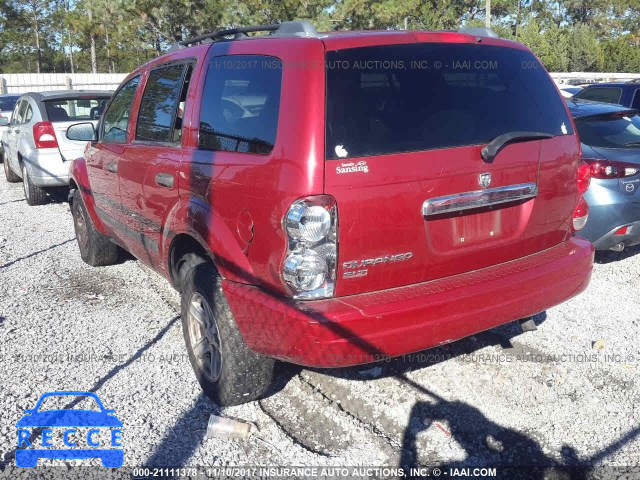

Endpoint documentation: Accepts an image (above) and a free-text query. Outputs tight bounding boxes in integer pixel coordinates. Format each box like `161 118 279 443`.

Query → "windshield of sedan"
575 112 640 148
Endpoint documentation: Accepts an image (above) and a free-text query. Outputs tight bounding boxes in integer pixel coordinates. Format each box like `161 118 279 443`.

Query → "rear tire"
22 164 47 205
181 261 274 406
71 189 120 266
3 155 20 183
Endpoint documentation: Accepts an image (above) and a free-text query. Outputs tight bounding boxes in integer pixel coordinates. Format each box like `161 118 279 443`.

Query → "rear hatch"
324 41 581 296
45 96 109 161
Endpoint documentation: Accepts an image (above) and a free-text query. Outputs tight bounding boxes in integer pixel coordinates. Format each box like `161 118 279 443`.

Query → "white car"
0 94 21 159
1 91 112 205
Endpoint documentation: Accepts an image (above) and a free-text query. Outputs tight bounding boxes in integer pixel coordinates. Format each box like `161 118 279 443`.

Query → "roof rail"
628 78 640 83
178 20 317 47
457 27 499 38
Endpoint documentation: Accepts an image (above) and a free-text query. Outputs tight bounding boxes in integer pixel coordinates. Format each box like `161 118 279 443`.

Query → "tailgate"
324 41 580 296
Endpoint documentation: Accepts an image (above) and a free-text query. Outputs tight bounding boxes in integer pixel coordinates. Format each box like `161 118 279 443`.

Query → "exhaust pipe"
610 243 625 252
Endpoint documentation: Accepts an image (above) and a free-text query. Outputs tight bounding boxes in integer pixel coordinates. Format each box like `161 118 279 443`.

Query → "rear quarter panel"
177 38 327 293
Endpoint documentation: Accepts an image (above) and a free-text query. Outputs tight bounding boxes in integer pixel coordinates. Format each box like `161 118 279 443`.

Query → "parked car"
66 21 594 406
1 90 112 205
573 80 640 109
0 94 21 160
567 99 640 251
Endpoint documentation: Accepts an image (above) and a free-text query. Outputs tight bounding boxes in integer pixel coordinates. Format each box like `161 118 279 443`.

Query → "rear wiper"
481 131 554 163
624 142 640 147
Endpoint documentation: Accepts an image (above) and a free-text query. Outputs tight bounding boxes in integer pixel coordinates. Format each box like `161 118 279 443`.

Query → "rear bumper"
223 237 594 367
582 179 640 250
592 221 640 250
23 147 69 187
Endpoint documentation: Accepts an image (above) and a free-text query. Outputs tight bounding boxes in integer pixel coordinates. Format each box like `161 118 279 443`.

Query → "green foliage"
0 0 638 73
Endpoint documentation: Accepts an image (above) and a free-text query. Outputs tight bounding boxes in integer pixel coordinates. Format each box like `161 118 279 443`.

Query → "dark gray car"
568 99 640 251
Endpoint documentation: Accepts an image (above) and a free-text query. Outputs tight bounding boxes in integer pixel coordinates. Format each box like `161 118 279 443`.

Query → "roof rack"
178 20 317 47
457 27 500 38
628 78 640 83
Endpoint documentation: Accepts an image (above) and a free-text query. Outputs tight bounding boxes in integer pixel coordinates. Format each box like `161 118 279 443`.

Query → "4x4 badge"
479 173 492 189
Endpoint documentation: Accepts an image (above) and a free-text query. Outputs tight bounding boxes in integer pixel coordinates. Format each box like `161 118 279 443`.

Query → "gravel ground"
0 175 639 478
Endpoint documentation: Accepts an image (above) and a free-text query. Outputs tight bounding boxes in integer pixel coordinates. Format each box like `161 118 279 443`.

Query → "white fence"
0 73 128 94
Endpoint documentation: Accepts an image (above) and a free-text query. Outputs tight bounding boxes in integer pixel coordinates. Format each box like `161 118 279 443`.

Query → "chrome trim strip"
422 182 538 217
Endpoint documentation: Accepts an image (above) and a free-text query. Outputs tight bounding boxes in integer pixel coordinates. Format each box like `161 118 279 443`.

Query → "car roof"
580 82 639 88
566 98 638 119
0 94 20 99
143 27 529 73
21 90 113 102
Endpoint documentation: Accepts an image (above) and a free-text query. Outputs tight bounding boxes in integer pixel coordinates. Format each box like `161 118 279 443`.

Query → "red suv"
66 21 594 406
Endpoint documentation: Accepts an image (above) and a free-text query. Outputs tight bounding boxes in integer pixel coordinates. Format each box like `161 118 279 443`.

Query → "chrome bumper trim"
422 182 538 217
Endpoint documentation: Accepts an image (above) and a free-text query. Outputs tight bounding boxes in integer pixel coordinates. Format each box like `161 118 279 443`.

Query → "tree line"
0 0 639 74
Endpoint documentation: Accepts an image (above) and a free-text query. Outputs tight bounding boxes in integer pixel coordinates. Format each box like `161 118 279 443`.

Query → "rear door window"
325 43 572 159
14 100 27 124
574 87 623 105
136 63 188 143
45 98 109 122
199 55 282 155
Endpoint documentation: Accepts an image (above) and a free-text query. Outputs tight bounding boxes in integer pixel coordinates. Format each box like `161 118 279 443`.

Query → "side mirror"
67 122 97 142
0 117 9 127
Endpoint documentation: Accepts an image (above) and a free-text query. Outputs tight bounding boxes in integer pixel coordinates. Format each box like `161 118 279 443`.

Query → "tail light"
577 162 591 193
572 196 589 232
33 122 58 149
583 158 639 179
282 195 337 299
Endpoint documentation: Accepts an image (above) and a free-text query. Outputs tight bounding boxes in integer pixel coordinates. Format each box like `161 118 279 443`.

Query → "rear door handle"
155 173 174 188
106 162 118 173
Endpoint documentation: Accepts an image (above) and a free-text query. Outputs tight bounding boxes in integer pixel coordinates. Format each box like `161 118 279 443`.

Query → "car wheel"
3 155 20 183
22 164 47 205
181 261 274 406
71 189 121 266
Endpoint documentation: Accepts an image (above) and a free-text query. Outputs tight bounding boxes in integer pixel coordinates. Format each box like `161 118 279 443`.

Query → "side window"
632 89 640 110
101 76 140 144
136 63 189 143
575 87 623 105
23 104 33 123
199 55 282 154
13 101 26 124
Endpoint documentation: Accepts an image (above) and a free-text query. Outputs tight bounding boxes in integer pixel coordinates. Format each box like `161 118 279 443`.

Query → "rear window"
574 87 623 105
0 97 18 112
325 43 573 160
575 112 640 148
45 97 110 122
199 55 282 155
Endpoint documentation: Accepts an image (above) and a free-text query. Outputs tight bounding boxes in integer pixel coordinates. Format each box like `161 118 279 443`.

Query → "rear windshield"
45 97 110 122
574 87 623 105
0 97 19 111
576 112 640 148
325 43 573 160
